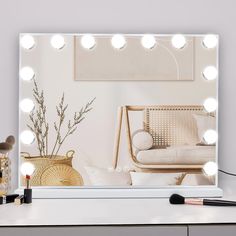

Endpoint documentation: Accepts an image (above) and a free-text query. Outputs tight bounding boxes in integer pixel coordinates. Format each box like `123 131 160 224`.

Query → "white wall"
0 0 235 192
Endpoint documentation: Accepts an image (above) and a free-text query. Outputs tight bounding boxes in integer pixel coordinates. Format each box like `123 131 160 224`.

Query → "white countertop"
0 198 236 226
0 177 235 226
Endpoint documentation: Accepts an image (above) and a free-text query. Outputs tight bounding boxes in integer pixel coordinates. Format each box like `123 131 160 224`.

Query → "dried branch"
27 79 95 158
50 93 68 157
54 97 95 156
32 79 49 156
27 80 49 157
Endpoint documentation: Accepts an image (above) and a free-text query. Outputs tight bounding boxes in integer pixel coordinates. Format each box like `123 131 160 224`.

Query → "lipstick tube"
24 174 32 204
24 189 32 204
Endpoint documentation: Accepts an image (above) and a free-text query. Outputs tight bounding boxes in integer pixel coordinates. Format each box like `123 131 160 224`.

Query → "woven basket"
20 150 75 186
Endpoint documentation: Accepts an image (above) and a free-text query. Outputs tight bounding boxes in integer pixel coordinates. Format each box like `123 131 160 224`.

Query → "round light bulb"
203 161 218 176
20 98 35 113
20 67 35 81
203 129 217 145
202 66 218 80
20 34 35 50
141 35 156 49
50 35 65 49
204 98 218 113
111 34 126 50
171 34 186 49
80 35 96 50
202 35 218 49
20 130 35 145
20 162 35 176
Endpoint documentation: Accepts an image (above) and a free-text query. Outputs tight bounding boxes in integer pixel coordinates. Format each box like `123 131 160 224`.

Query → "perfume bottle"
0 157 11 195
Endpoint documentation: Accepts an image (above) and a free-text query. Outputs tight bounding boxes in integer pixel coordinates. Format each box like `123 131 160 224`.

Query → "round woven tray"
21 150 75 186
40 164 84 186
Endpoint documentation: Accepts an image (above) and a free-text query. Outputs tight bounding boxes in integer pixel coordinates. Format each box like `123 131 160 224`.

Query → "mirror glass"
19 34 218 188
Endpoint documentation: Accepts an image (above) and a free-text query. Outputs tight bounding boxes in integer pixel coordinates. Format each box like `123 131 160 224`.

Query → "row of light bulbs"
21 34 218 50
20 65 218 82
20 33 219 177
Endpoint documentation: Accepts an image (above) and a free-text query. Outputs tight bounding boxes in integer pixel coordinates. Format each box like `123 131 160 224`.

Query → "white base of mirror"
15 186 223 198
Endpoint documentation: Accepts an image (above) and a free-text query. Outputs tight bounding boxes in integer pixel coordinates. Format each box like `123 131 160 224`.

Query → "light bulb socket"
24 188 32 204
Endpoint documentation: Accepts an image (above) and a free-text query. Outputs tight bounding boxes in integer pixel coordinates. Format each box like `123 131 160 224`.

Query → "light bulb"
50 35 65 49
203 129 217 144
171 34 186 49
203 161 218 176
20 34 35 50
20 130 35 145
204 98 217 113
202 66 218 80
20 162 35 176
20 67 35 81
111 34 126 49
141 35 156 49
202 35 218 49
81 35 96 49
20 98 35 113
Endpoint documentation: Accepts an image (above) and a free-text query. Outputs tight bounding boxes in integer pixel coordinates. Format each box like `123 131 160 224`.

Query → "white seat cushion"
136 145 215 164
130 172 185 186
84 166 131 186
181 174 214 185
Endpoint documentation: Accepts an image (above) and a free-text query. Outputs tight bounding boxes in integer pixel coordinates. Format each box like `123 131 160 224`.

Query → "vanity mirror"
17 34 222 198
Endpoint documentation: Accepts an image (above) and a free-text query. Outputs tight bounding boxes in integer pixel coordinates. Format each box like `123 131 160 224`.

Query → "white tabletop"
0 198 236 226
0 177 236 226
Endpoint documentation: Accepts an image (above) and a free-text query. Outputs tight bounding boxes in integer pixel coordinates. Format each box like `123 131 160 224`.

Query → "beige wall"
20 34 217 184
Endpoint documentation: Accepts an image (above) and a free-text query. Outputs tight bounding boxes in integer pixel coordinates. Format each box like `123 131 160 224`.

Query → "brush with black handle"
0 135 15 157
169 194 236 206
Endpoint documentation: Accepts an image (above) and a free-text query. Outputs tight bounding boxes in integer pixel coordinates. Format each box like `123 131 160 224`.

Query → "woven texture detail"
40 164 83 186
144 105 206 148
21 155 73 186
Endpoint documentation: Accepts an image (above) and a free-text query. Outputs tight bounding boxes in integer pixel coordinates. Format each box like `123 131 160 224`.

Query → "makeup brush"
169 194 236 206
0 136 14 158
0 142 13 155
5 135 15 146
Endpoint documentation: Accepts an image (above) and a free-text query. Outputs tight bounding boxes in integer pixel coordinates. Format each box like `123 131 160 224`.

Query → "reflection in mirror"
75 35 196 81
19 34 218 190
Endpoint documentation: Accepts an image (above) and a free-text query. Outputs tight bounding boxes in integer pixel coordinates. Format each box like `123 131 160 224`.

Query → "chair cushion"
136 145 215 165
130 172 185 186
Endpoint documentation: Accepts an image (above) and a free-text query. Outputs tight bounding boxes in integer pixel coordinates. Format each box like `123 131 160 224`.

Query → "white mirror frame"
16 33 222 198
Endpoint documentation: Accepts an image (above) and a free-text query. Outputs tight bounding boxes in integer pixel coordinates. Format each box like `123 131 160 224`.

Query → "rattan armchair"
113 105 212 172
